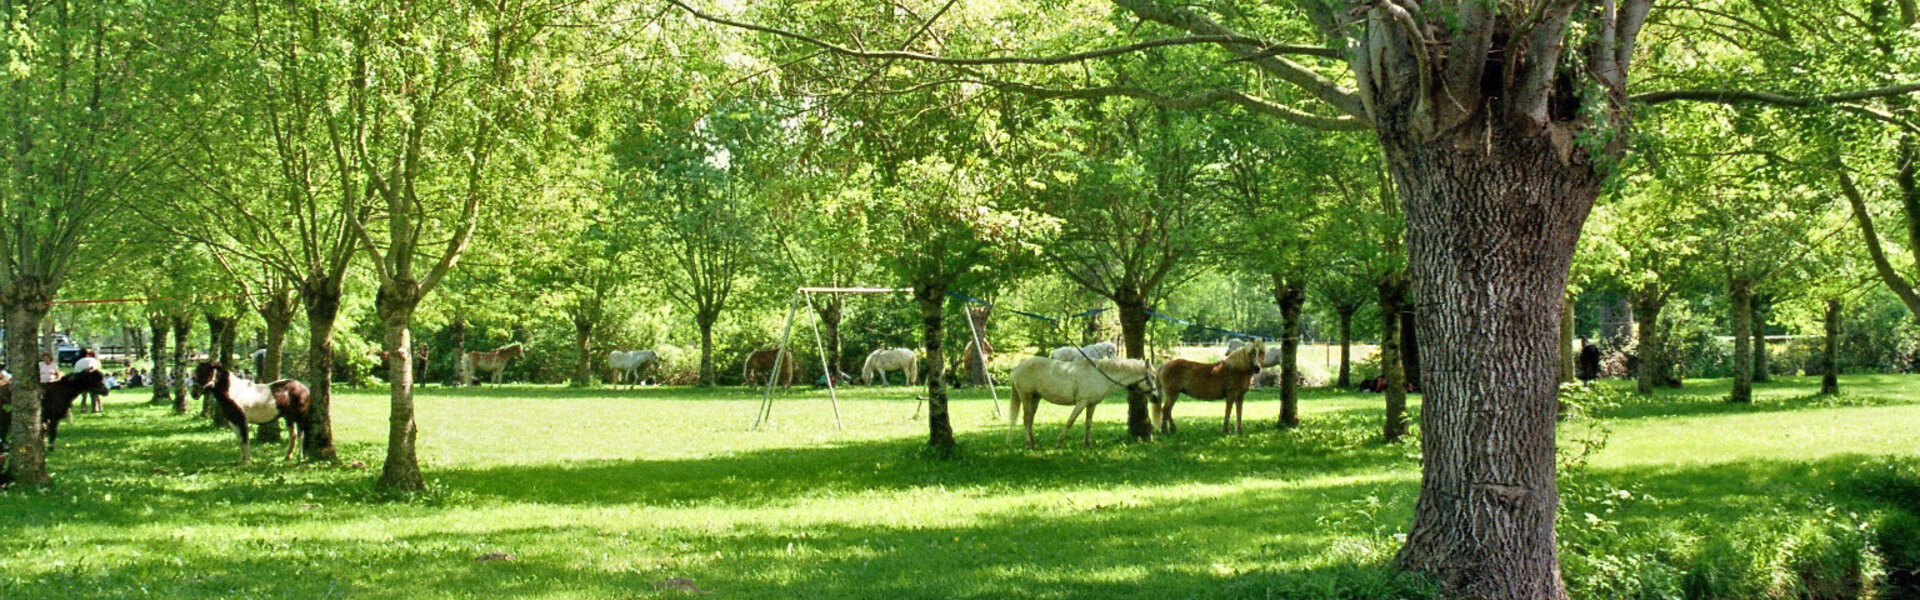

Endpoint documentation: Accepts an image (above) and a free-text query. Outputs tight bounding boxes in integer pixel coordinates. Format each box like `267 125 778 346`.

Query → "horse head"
194 362 229 396
1228 341 1267 370
501 343 525 359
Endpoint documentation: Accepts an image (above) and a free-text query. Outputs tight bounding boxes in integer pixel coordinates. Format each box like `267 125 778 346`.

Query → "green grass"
1 375 1916 599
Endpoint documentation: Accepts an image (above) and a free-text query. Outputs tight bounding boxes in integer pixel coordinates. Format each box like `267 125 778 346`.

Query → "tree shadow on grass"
439 416 1419 507
5 475 1433 600
1596 387 1915 422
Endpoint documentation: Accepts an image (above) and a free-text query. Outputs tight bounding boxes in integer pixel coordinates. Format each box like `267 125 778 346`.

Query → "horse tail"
861 352 876 385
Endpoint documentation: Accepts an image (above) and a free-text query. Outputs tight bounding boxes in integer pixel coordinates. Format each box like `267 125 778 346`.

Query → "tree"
1 0 162 486
613 97 769 387
1585 175 1707 394
326 0 581 492
1030 105 1215 439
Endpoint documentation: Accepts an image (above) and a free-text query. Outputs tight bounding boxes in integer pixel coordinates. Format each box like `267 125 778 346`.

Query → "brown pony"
742 348 798 388
459 343 524 386
1156 340 1267 434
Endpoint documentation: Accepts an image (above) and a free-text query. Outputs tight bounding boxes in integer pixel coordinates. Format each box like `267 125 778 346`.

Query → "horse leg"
1023 396 1041 449
1056 404 1085 448
1223 399 1234 434
44 419 58 452
235 420 253 464
1082 402 1095 447
1233 393 1246 435
283 417 300 462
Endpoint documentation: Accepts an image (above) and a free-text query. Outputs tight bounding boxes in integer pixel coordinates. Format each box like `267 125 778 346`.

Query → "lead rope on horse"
1073 345 1159 401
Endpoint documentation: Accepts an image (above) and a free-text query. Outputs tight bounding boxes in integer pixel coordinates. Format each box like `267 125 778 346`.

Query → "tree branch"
664 0 1328 65
1633 82 1920 105
990 81 1368 131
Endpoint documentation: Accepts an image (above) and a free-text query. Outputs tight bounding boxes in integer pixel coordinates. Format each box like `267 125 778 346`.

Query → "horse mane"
1223 342 1264 371
1090 358 1150 377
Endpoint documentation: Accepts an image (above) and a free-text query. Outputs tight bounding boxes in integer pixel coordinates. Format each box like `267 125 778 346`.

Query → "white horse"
607 350 657 386
1226 338 1247 356
1048 341 1117 362
1008 356 1156 448
861 348 917 385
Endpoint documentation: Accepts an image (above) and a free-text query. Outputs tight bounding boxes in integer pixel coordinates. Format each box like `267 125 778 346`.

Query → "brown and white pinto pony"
1156 340 1267 434
742 348 797 388
0 370 109 452
459 343 523 386
194 362 312 463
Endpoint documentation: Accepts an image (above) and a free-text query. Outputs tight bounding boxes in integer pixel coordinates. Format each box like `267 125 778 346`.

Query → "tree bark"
817 300 843 379
571 316 595 388
1114 286 1154 442
1631 295 1665 395
1400 296 1421 390
1272 274 1304 428
1750 293 1771 383
1822 299 1840 395
1336 306 1355 389
148 315 171 405
170 316 191 414
915 282 956 456
965 305 991 387
375 283 424 492
1730 279 1754 404
1390 133 1600 600
695 311 717 386
1378 274 1408 442
254 307 290 444
299 282 342 461
1559 297 1576 383
4 290 53 487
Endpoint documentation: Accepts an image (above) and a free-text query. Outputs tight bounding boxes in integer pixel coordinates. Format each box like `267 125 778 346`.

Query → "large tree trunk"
448 315 467 385
965 305 991 387
915 282 956 456
1114 286 1154 441
1390 135 1600 600
253 304 292 444
571 316 594 388
1272 275 1304 428
375 284 424 492
1631 295 1665 395
299 283 342 461
1822 299 1840 395
817 299 843 379
695 311 717 386
148 315 171 405
203 313 236 426
1336 306 1355 389
171 316 191 414
1751 293 1771 383
1378 274 1408 442
4 292 53 486
1730 279 1754 404
1559 297 1576 383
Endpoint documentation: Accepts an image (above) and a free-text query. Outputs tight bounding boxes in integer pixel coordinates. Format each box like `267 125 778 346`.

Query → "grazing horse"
607 350 658 386
861 348 917 385
194 362 311 463
1157 340 1267 434
0 370 108 452
1007 356 1157 448
459 343 524 386
741 348 798 388
1048 341 1117 362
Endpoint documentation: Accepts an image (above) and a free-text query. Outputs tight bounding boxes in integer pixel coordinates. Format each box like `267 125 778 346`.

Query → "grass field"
2 375 1917 599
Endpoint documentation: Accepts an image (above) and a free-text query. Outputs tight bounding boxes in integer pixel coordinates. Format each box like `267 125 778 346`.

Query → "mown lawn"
1 375 1916 599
